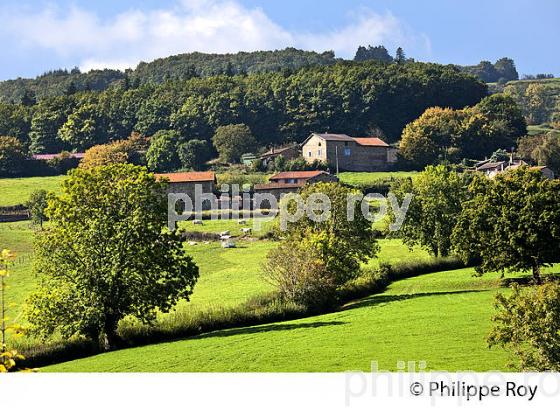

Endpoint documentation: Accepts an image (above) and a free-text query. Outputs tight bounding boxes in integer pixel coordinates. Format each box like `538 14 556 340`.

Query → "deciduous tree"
26 164 199 350
452 168 560 284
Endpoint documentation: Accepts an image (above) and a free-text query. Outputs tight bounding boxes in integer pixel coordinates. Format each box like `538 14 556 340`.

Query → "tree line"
0 60 488 175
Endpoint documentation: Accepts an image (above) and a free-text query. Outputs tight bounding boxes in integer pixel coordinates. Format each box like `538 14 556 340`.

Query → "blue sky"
0 0 558 80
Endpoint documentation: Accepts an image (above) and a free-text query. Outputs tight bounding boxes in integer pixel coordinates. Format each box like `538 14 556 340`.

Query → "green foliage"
26 190 49 228
178 139 211 170
354 45 393 63
502 78 560 126
452 168 560 283
390 165 468 257
274 182 379 294
212 124 257 163
460 58 519 83
0 60 487 161
0 136 28 176
263 241 335 310
26 164 199 349
399 94 526 166
488 282 560 371
146 130 182 171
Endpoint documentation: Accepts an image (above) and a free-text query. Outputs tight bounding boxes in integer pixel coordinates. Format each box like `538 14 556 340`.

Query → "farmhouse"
155 171 217 207
475 159 555 179
259 144 300 167
301 133 397 172
254 170 339 201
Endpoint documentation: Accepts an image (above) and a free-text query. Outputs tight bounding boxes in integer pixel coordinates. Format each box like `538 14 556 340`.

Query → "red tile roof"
269 170 327 181
155 171 216 183
353 137 389 147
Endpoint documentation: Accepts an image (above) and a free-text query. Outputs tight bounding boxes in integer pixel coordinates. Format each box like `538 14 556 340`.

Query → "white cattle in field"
192 219 203 225
187 241 198 246
238 220 247 225
221 240 236 248
240 228 252 235
219 234 232 241
219 230 230 236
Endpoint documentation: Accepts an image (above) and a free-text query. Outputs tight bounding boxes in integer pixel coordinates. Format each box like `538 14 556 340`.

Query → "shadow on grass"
343 289 486 311
193 321 347 340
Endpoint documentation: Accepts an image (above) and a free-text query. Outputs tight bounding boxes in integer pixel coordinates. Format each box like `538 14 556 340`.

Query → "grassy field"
45 267 526 372
0 175 65 207
527 124 560 137
3 217 542 372
0 217 429 352
338 172 418 187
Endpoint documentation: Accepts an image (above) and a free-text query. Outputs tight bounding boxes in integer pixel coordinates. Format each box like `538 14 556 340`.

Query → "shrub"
488 281 560 371
263 242 336 310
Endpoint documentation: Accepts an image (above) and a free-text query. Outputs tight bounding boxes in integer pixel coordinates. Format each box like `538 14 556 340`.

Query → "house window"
308 151 312 157
344 141 349 146
288 178 296 184
318 149 322 156
344 148 351 156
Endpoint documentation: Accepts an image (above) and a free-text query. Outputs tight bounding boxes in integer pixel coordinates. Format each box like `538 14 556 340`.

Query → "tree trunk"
101 314 121 351
532 261 543 285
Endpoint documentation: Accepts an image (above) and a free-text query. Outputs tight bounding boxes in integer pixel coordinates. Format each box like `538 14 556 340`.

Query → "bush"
488 281 560 371
263 242 337 310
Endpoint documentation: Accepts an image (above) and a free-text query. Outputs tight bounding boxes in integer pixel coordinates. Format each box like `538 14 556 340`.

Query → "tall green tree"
26 164 199 349
178 139 211 170
212 123 256 163
146 130 182 171
452 168 560 284
390 165 469 257
0 136 28 176
26 189 49 228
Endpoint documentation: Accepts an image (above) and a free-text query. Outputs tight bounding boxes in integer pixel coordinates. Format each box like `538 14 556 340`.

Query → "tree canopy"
452 167 560 284
399 94 526 167
26 164 199 349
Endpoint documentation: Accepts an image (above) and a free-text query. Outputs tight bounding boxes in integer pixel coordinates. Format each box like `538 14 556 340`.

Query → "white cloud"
1 1 431 72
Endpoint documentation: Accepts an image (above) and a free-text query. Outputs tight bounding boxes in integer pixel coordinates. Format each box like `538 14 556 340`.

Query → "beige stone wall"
302 137 394 172
303 135 328 163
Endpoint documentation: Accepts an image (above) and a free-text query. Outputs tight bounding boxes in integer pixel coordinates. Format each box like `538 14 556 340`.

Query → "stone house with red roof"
155 171 217 209
301 133 397 172
254 170 338 203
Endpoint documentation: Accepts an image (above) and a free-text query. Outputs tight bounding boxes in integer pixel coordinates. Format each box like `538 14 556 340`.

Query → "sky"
0 0 558 80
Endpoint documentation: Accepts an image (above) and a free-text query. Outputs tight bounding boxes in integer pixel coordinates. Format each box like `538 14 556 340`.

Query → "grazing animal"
238 220 247 225
187 241 198 246
241 228 252 234
219 234 232 241
221 240 236 248
219 230 230 236
193 219 203 225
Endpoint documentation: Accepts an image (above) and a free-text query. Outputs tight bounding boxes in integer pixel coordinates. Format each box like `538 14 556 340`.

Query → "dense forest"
0 60 487 158
0 47 517 105
0 48 337 103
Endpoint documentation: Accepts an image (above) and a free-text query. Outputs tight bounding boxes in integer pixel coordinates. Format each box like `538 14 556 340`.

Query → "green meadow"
45 267 521 372
0 175 65 207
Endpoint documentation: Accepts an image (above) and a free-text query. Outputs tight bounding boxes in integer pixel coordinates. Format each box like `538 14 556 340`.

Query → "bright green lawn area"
0 216 428 352
0 175 65 207
338 172 418 187
178 217 275 237
0 221 36 326
45 267 528 372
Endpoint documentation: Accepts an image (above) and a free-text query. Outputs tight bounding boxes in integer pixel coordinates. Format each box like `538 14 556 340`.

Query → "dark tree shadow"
193 321 347 340
343 289 486 311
